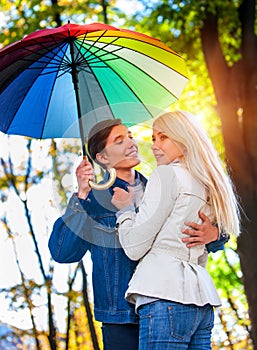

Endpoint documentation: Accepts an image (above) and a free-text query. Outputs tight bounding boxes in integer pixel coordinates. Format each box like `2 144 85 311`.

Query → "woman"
112 110 240 349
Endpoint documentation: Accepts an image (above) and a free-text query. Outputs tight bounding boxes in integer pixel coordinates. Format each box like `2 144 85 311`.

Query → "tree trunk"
201 8 257 348
51 0 62 27
101 0 108 24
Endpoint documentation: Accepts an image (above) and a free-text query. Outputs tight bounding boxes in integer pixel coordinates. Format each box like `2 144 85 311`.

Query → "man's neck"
114 168 136 185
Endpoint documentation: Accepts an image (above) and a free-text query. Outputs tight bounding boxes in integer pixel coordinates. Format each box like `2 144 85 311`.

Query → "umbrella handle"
89 167 116 190
83 156 116 190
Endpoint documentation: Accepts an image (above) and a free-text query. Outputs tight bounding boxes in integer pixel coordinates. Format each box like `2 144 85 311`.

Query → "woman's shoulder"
149 163 188 182
152 163 179 178
153 162 188 178
148 164 180 192
169 163 205 193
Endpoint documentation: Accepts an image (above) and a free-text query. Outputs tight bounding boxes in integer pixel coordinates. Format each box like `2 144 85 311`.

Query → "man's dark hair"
87 119 122 164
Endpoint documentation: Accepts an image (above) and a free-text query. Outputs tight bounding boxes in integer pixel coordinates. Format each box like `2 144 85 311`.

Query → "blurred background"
0 0 256 349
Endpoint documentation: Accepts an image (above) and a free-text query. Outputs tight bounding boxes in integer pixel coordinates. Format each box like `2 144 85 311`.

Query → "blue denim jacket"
48 171 229 324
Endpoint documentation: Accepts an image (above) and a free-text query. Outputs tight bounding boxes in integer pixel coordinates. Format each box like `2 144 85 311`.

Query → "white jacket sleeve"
116 165 179 260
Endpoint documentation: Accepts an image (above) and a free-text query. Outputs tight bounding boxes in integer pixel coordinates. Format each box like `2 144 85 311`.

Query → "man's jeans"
102 323 139 350
138 300 214 350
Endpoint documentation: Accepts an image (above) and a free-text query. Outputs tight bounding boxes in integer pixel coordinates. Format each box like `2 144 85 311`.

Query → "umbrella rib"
2 68 53 134
36 36 74 138
42 36 77 69
75 33 123 66
81 48 122 66
3 41 68 136
100 39 187 99
85 35 188 80
88 31 183 58
85 64 116 119
23 33 120 73
38 64 62 139
63 27 98 66
21 41 67 65
73 31 90 64
76 35 187 83
76 33 180 103
20 38 79 75
83 42 180 100
86 56 156 119
70 30 107 67
20 58 65 75
0 25 187 140
71 31 152 110
18 48 70 78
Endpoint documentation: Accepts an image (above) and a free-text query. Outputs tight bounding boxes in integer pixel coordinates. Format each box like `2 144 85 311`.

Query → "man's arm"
48 194 91 263
49 158 95 263
182 211 230 253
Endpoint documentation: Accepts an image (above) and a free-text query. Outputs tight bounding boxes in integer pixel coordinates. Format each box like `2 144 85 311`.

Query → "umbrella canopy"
0 22 188 142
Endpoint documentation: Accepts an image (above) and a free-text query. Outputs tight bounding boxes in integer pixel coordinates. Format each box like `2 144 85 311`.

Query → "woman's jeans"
101 323 139 350
138 300 214 350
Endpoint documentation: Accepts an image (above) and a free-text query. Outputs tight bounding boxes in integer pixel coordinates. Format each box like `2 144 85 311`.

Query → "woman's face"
151 127 183 166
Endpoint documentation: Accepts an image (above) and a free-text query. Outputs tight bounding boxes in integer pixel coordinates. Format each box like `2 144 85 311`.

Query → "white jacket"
116 162 221 307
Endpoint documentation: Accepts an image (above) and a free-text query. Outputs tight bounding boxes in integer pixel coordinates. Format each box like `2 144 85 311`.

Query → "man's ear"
95 152 110 167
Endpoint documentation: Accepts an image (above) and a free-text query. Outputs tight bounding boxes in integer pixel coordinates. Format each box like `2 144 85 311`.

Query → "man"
48 119 229 350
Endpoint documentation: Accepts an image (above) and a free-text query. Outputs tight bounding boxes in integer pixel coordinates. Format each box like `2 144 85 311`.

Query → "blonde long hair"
153 110 240 236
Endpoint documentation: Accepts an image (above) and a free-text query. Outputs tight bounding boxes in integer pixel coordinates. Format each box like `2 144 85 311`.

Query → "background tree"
0 137 103 349
0 0 116 47
0 1 117 348
126 0 257 347
0 0 255 348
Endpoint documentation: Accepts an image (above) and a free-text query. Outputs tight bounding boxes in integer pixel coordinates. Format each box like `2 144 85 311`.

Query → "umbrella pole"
69 41 116 190
69 40 87 156
71 54 86 156
72 74 87 156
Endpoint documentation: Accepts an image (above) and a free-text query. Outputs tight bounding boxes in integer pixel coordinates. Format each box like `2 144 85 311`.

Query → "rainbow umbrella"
0 22 188 148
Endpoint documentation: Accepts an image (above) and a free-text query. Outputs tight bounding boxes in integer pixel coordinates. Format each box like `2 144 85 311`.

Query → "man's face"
101 124 140 170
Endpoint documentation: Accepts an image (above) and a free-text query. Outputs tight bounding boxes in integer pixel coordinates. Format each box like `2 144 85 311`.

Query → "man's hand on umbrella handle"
80 156 116 191
76 158 95 199
181 211 219 248
89 168 116 190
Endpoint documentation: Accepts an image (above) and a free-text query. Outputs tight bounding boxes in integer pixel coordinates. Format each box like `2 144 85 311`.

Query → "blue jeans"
101 323 139 350
138 300 214 350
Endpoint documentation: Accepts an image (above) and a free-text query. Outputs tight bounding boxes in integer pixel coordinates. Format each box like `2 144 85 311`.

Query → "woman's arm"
115 166 178 261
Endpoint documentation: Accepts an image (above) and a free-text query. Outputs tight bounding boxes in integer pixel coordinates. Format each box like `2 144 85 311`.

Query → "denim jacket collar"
86 170 147 216
105 170 147 195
